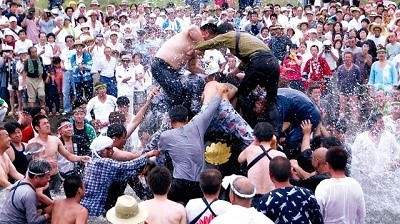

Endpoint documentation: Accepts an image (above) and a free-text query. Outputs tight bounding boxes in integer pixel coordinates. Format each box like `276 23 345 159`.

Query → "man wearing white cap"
306 28 323 53
81 135 158 217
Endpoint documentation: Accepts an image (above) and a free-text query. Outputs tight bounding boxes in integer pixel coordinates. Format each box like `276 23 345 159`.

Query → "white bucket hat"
106 195 148 224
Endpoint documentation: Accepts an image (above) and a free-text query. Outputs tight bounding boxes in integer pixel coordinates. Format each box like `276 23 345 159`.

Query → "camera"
46 12 52 17
324 45 331 51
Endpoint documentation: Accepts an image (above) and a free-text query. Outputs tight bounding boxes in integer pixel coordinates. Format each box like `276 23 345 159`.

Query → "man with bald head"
258 156 323 223
210 176 274 224
290 147 330 193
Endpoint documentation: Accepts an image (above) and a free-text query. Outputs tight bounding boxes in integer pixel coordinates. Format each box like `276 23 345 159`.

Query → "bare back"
51 200 88 224
243 145 286 194
141 199 186 224
155 26 203 69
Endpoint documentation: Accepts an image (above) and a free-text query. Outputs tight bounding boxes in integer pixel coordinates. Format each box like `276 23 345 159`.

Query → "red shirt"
282 55 302 81
303 56 332 81
21 125 34 143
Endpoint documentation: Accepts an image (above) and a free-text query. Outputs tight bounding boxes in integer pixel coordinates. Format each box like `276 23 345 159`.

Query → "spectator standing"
23 46 45 107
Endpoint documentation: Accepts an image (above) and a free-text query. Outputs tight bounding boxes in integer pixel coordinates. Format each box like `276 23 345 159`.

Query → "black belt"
175 178 199 187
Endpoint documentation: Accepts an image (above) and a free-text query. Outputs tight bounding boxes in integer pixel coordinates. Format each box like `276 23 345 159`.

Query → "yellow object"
205 142 231 165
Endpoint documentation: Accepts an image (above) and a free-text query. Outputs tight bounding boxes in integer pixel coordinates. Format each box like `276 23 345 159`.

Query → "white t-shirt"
315 177 366 224
186 198 232 224
210 205 274 224
203 49 226 75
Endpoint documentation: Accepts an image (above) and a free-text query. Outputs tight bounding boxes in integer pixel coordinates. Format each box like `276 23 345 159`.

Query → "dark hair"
147 166 172 195
28 46 36 55
38 32 46 38
18 29 26 35
4 121 23 134
65 6 74 13
310 45 319 51
307 84 321 95
261 26 269 32
52 56 61 65
326 146 348 171
46 33 56 40
322 137 342 148
30 106 42 117
169 106 188 123
65 35 75 42
72 98 87 110
366 112 383 129
108 111 126 124
106 123 127 138
57 118 70 129
200 169 222 195
269 156 291 182
116 96 130 106
217 22 234 35
64 175 83 198
32 115 48 133
270 13 277 19
200 23 218 35
253 122 274 142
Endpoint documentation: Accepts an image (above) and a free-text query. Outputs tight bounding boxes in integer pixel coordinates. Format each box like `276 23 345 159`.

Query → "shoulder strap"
189 198 218 224
10 180 35 214
235 30 241 57
247 146 272 170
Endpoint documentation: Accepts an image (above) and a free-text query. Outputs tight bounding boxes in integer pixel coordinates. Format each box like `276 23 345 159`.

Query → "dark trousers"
238 51 280 129
151 57 185 105
75 80 93 100
168 178 202 205
45 85 60 112
99 76 117 98
104 181 127 213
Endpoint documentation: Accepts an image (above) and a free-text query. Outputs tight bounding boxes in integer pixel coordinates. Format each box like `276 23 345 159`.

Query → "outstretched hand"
301 119 312 135
147 86 160 101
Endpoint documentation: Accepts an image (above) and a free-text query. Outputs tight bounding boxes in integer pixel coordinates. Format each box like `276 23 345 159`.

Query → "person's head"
0 127 10 151
326 146 348 172
94 82 107 96
229 176 256 206
269 156 291 183
57 118 73 138
348 36 356 47
217 22 234 35
253 122 274 143
28 46 37 58
4 122 23 144
25 142 45 162
200 23 218 40
27 159 51 188
65 35 75 48
109 111 126 124
343 51 353 65
18 29 26 40
200 169 222 196
308 85 322 101
116 95 129 111
310 45 319 57
32 115 50 134
90 136 114 158
311 147 328 170
107 123 127 149
376 48 387 61
367 112 384 132
169 106 188 124
390 102 400 119
38 32 46 43
64 175 85 198
147 166 172 195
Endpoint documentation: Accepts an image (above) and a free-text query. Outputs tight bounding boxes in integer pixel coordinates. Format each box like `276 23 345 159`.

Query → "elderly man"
210 176 274 224
0 159 51 223
24 46 45 107
81 136 158 217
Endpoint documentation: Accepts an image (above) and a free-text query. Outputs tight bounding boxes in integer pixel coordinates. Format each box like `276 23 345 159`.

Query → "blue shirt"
258 186 323 224
81 155 147 216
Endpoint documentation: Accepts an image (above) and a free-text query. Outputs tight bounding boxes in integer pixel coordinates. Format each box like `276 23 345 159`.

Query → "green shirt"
194 31 270 70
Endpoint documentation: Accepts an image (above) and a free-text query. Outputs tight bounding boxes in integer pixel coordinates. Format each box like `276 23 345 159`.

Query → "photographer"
0 45 17 112
320 40 339 72
71 40 93 100
38 9 55 34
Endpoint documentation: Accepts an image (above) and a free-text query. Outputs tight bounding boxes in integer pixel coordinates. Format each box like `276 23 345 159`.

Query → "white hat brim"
106 203 148 224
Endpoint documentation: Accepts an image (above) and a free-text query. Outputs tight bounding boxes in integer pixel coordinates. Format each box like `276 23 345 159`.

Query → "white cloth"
210 205 274 224
98 57 117 78
85 95 118 133
315 177 366 224
34 43 53 65
60 48 76 70
186 198 232 224
203 49 226 75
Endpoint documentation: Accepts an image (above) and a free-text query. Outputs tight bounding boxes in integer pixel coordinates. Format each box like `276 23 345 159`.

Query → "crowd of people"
0 0 399 223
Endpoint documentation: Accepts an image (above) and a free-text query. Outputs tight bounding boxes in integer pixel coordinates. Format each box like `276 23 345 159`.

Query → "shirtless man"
151 24 215 105
238 122 286 208
51 175 88 224
28 115 90 192
0 127 24 188
140 166 186 224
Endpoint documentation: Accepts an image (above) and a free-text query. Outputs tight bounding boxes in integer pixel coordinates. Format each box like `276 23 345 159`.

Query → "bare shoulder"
270 149 287 158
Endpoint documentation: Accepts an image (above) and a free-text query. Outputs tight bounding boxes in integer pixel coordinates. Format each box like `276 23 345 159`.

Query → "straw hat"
73 40 85 47
106 195 148 224
369 23 385 32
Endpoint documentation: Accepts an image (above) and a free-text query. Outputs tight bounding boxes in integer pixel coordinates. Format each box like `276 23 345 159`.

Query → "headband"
23 147 44 156
94 83 107 91
57 122 72 130
230 177 256 199
27 168 50 176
